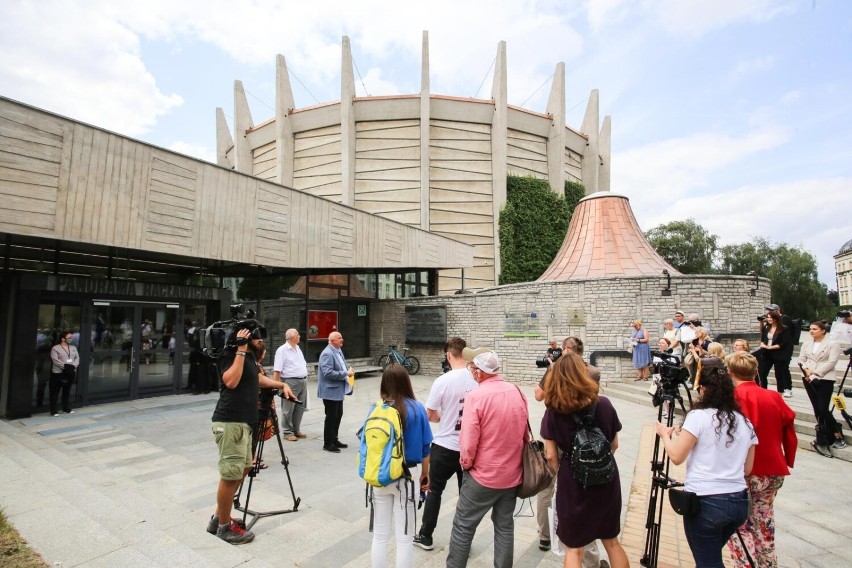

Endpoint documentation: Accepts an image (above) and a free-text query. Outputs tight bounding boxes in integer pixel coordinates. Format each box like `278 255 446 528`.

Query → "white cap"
462 346 500 374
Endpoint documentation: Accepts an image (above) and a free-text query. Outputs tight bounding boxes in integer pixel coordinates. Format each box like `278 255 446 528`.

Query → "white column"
233 80 254 175
546 62 566 195
490 40 508 285
215 107 234 169
580 89 599 194
275 54 296 187
599 115 611 192
420 30 431 230
340 35 356 206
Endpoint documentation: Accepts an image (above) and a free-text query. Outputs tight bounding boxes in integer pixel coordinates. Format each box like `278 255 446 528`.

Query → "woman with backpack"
370 364 432 568
655 357 757 567
541 353 628 568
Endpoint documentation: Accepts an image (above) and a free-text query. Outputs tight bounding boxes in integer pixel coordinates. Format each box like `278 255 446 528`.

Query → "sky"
1 0 850 288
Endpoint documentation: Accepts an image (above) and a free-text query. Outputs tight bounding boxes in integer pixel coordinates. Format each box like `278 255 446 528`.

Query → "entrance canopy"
0 97 473 273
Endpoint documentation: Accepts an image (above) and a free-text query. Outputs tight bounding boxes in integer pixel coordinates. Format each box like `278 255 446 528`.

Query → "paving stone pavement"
0 372 849 567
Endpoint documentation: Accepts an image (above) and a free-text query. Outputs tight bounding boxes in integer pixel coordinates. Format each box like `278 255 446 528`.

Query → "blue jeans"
684 490 749 568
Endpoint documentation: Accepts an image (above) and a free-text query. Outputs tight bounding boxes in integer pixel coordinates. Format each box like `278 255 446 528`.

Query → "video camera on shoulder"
201 304 267 358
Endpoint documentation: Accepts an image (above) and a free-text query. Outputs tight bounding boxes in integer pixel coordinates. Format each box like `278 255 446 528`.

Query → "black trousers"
420 442 463 538
49 372 72 414
803 378 840 446
322 399 344 447
757 354 793 391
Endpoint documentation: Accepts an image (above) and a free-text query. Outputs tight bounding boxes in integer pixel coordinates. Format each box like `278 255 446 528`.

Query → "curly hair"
543 352 598 414
380 363 416 428
694 358 745 446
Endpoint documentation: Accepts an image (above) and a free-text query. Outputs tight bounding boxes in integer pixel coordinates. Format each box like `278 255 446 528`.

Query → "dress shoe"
284 434 298 442
323 445 341 453
335 440 349 449
295 432 307 439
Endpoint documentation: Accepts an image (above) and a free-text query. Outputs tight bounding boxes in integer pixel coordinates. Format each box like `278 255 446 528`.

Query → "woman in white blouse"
797 320 844 456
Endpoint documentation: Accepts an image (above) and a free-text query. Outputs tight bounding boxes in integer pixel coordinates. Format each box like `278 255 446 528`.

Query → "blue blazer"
317 344 348 401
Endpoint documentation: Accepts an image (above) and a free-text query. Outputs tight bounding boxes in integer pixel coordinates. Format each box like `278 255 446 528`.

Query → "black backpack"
569 402 617 488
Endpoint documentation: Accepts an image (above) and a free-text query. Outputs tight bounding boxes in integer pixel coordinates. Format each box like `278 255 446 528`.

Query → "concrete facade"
218 33 612 294
369 274 771 384
836 237 852 305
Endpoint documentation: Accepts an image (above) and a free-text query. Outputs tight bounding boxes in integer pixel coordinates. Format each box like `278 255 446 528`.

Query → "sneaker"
783 390 793 398
600 561 611 568
538 538 551 551
414 533 434 550
832 439 848 450
50 413 59 417
206 515 247 535
216 520 255 544
811 440 833 458
64 410 75 414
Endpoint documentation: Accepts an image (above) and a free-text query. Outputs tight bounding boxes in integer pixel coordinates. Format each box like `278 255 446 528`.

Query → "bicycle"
378 345 420 375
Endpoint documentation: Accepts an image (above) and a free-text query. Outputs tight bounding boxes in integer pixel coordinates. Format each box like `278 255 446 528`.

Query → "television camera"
201 304 267 358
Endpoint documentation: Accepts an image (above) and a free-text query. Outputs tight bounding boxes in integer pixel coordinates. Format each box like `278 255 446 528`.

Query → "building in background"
836 238 852 306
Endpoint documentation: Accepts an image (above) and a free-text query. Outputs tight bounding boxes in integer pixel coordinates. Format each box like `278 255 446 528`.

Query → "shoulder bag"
515 386 555 498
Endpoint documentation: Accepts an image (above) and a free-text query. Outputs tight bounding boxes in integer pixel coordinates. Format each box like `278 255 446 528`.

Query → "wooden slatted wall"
253 141 277 181
565 148 583 184
429 119 494 294
293 124 342 201
354 120 420 226
506 129 548 179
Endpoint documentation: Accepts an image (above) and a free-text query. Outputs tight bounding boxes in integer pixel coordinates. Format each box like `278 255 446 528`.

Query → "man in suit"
316 331 353 453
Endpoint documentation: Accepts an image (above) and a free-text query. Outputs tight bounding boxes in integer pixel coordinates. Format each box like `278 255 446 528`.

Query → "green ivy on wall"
498 176 585 285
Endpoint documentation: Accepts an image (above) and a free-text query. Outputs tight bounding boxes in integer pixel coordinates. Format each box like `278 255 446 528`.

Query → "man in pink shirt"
446 347 529 568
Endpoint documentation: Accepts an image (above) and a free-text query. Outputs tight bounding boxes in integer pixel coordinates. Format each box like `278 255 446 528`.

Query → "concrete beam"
215 107 233 169
580 89 599 194
275 54 296 187
420 30 431 231
340 36 356 206
233 80 254 174
546 62 566 195
490 40 508 286
599 115 611 192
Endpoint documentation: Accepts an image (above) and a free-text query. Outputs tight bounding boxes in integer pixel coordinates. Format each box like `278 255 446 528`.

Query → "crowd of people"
203 306 849 566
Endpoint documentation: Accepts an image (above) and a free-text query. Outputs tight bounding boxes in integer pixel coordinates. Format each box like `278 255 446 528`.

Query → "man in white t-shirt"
273 329 309 441
413 337 477 551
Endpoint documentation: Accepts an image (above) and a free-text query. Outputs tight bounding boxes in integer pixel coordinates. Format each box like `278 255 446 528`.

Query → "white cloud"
167 141 216 163
730 55 775 81
0 1 182 136
650 0 795 37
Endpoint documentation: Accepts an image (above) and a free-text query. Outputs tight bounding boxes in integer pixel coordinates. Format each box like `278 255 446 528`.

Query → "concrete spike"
491 40 508 285
275 54 295 186
215 107 233 169
341 35 355 206
599 115 612 193
546 62 566 195
420 30 431 230
580 89 599 194
233 80 254 174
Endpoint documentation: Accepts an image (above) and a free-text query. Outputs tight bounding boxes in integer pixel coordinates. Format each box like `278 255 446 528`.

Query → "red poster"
307 310 338 340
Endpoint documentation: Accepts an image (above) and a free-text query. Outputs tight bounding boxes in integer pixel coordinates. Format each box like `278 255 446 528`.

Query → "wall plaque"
405 306 447 344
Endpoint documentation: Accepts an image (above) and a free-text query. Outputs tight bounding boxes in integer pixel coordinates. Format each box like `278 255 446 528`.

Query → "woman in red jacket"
724 351 797 567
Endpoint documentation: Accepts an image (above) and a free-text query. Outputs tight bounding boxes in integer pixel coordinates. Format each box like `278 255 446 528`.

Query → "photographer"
208 327 294 545
545 339 563 366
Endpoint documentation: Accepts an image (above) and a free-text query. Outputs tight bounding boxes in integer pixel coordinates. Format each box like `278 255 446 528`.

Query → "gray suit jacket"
317 344 348 401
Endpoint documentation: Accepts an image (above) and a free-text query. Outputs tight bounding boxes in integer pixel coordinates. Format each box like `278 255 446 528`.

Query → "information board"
405 306 447 344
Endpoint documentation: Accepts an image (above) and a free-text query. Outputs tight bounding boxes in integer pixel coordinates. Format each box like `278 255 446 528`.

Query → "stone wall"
369 274 771 384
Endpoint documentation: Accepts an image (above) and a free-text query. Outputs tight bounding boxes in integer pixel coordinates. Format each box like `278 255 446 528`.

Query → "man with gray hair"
273 328 308 441
446 347 528 568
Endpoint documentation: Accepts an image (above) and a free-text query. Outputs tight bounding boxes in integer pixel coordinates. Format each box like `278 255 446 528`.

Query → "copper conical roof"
537 193 680 281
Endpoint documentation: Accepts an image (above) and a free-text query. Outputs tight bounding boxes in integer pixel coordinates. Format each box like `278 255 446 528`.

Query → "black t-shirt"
211 351 259 426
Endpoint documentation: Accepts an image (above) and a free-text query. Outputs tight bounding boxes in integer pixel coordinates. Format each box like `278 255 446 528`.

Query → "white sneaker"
783 390 793 398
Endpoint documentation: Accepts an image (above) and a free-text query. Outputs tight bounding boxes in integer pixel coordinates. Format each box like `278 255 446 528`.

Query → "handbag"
668 487 699 515
61 363 77 384
518 421 555 498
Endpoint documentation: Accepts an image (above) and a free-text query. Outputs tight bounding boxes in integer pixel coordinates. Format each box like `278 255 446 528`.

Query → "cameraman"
544 339 563 366
208 327 294 545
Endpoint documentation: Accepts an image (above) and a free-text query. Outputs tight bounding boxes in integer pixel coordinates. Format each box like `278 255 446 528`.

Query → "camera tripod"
233 392 301 530
640 380 691 568
829 351 852 432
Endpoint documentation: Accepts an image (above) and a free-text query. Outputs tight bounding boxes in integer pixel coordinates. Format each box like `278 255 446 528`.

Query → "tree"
717 238 833 321
644 219 718 274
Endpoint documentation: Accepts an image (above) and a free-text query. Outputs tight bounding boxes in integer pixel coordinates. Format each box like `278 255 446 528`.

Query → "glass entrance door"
87 303 180 402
